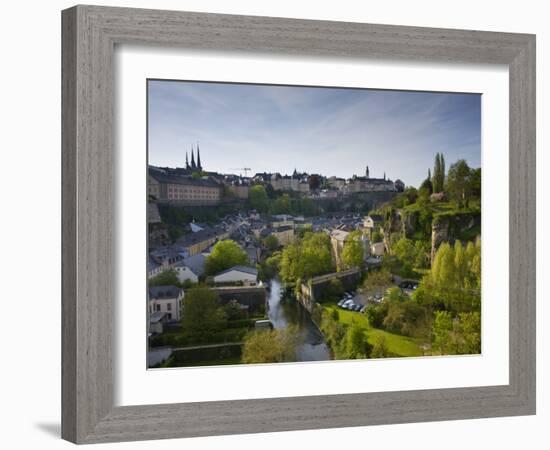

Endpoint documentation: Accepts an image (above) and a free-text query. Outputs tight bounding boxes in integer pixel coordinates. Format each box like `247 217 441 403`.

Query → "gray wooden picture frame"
61 5 536 444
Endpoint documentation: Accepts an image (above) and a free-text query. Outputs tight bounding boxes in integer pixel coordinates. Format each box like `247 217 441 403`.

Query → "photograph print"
147 80 482 369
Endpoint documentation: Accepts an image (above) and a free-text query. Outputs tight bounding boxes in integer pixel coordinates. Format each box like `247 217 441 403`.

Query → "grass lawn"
323 304 423 357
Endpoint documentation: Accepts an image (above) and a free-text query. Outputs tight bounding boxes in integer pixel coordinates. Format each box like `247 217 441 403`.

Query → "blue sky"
148 80 481 188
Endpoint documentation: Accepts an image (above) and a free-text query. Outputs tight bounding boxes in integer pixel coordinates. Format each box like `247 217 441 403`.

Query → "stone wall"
212 286 267 315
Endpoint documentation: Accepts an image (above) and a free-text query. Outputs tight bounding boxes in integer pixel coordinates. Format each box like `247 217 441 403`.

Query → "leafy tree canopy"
181 287 227 342
149 269 180 287
241 326 302 364
279 232 333 283
342 230 364 269
205 240 249 276
249 185 269 213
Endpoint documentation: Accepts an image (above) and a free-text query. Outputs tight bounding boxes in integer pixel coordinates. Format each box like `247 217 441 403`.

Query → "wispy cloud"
148 80 480 187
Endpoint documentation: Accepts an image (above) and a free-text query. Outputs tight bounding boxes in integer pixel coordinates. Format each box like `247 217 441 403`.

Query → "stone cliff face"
431 219 450 262
378 206 480 263
430 212 481 262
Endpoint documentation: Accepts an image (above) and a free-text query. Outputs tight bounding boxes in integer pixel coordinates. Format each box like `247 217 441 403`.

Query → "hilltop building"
148 145 223 205
345 165 399 193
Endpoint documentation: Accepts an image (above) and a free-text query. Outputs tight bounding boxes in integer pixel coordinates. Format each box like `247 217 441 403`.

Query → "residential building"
149 311 169 334
371 242 385 257
364 214 384 238
182 253 207 278
148 165 222 205
148 285 184 321
394 179 405 192
272 225 295 246
148 245 186 278
329 229 350 269
173 261 199 283
271 214 294 228
176 227 230 256
213 265 259 285
327 176 346 190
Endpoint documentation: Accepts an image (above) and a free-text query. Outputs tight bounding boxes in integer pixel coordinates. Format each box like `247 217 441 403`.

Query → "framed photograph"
62 5 536 444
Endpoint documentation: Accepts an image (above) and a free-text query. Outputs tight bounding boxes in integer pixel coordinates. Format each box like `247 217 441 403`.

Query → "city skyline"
148 80 481 187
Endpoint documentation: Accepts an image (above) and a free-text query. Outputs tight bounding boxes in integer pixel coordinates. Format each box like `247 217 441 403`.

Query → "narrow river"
267 279 331 362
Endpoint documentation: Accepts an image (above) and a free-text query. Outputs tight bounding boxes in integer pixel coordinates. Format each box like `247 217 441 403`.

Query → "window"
155 304 161 312
167 303 172 311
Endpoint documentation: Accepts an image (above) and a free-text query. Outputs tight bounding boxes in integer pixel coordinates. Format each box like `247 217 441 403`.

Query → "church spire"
185 151 189 170
196 142 202 170
384 172 386 180
366 165 370 178
190 145 196 169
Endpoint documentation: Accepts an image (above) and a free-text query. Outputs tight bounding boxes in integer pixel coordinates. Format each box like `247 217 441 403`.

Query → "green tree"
431 310 480 355
363 269 393 297
420 168 433 194
432 310 455 353
262 234 279 251
371 334 390 358
320 308 346 352
392 238 418 276
249 185 269 213
279 232 333 283
446 159 472 208
241 326 301 363
224 299 245 320
414 239 481 313
336 322 372 359
342 230 364 269
205 240 249 276
432 153 446 193
258 252 281 281
181 287 227 342
371 230 384 243
470 167 482 199
149 269 180 287
403 187 418 205
271 193 292 215
365 302 389 328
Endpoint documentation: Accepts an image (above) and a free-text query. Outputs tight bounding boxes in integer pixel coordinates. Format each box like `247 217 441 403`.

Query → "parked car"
359 306 367 313
337 299 346 307
399 280 419 290
342 299 355 309
352 304 362 312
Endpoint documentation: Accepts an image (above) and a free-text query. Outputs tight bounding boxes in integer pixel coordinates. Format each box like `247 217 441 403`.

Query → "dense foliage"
149 268 180 287
249 185 270 213
204 239 249 276
279 232 334 284
432 153 446 193
181 287 227 342
414 239 481 313
341 230 365 269
241 326 302 363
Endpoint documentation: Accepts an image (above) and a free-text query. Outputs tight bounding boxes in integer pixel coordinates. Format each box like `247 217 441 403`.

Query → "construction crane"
230 167 252 177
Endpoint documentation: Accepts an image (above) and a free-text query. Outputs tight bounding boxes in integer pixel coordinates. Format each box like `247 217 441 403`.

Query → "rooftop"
330 229 350 241
148 166 221 188
149 285 182 299
215 265 258 277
